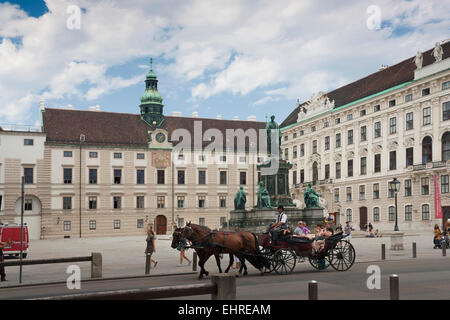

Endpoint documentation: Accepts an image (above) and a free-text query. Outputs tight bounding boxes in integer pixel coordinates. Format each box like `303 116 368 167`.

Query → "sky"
0 0 449 128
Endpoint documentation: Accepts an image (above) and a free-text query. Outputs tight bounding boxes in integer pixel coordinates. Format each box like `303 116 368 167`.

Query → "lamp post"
389 177 401 231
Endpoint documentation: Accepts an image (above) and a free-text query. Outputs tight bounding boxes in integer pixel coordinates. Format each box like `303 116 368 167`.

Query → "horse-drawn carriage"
258 231 356 274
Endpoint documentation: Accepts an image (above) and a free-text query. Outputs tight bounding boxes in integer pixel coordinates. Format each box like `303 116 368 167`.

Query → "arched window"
373 207 380 222
346 208 352 222
442 132 450 161
422 136 432 164
388 206 395 221
422 204 430 220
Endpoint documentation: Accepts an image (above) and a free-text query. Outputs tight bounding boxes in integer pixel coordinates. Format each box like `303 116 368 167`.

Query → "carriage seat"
286 236 313 244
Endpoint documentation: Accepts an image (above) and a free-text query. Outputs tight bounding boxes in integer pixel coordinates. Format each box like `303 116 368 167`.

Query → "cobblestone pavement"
0 231 443 287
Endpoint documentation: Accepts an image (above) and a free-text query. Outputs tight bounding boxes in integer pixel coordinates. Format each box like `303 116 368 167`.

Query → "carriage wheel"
329 240 356 271
272 248 296 275
308 255 331 270
259 247 275 273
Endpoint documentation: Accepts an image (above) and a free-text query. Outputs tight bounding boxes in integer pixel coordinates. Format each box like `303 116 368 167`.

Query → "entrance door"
359 207 368 230
155 215 167 235
443 206 450 229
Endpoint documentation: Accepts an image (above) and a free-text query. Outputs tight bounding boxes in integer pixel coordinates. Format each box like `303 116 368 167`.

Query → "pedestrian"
145 225 157 268
344 221 354 241
177 237 191 266
434 224 442 249
0 238 12 281
336 224 343 232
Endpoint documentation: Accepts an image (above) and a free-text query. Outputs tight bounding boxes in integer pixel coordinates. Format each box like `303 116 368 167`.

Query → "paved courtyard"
0 230 444 287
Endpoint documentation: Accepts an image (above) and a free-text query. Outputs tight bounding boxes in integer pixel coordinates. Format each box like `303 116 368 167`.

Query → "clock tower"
139 58 165 128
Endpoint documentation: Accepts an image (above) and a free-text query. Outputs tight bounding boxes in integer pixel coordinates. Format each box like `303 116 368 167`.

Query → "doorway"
359 207 368 230
155 215 167 235
443 206 450 229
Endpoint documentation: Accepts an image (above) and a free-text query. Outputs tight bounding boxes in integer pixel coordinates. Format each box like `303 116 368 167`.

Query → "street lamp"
389 177 401 231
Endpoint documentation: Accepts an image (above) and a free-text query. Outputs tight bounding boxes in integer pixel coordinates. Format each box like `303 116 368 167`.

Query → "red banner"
435 175 443 219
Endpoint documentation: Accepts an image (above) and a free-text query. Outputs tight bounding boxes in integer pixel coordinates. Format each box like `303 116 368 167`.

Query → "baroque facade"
281 42 450 231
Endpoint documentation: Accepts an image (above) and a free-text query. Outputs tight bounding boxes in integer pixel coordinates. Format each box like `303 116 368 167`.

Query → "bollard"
211 274 236 300
145 254 151 275
91 252 102 278
193 252 198 272
412 242 416 258
443 244 447 257
390 274 399 300
381 244 386 260
308 280 318 300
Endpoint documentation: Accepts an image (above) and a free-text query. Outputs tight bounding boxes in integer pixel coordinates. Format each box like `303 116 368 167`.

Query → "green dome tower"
140 58 165 128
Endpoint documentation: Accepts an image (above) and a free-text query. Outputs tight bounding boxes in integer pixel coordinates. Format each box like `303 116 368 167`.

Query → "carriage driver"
271 205 288 242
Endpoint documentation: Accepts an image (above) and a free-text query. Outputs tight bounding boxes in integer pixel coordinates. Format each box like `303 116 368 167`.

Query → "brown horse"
177 222 268 279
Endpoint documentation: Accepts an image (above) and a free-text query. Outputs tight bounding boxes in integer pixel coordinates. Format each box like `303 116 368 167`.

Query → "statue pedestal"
390 232 404 251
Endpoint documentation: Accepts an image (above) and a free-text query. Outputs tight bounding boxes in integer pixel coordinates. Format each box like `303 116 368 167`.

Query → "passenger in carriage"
293 221 310 239
311 224 333 253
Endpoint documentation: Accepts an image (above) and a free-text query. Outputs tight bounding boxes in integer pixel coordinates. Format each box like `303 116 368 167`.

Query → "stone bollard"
145 254 152 275
412 242 417 258
193 252 198 272
381 244 386 260
443 244 447 257
91 252 102 278
211 273 236 300
390 274 399 300
308 280 318 300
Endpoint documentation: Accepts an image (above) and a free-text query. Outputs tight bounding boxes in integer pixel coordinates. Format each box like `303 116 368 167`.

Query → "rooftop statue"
304 183 321 209
266 115 281 156
256 181 271 208
414 51 423 69
432 42 443 63
234 186 247 210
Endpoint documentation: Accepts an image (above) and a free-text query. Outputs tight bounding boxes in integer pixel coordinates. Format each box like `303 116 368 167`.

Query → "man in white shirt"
271 205 288 243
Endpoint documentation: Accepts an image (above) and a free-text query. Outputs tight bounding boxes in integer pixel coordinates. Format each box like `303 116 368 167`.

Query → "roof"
281 41 450 128
43 108 266 151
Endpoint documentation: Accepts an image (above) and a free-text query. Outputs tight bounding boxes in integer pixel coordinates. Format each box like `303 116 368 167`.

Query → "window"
311 126 316 132
360 157 367 175
422 88 430 96
198 170 206 185
300 169 304 183
441 175 449 194
405 179 412 197
388 182 394 198
324 121 329 128
347 114 353 121
136 196 144 209
389 117 396 134
406 147 414 167
373 183 380 199
63 221 71 231
113 152 122 159
359 185 365 200
63 197 72 210
374 104 380 112
335 118 341 125
137 219 144 228
312 140 317 154
443 81 450 90
284 148 289 160
335 162 341 179
347 160 353 177
198 196 206 208
137 153 145 159
157 196 165 208
347 130 353 145
373 207 380 222
300 130 304 136
24 199 32 211
293 132 297 139
360 126 367 142
406 112 414 130
64 151 72 157
405 205 412 221
114 220 121 229
405 93 413 102
24 168 33 184
177 170 185 184
389 151 397 170
114 169 122 184
325 164 330 180
422 204 430 220
89 169 97 184
89 152 98 158
374 154 381 173
346 209 352 222
300 144 305 157
177 196 185 208
360 109 366 117
220 171 227 185
423 107 431 125
63 168 72 184
324 137 330 151
0 195 2 211
199 218 205 226
24 139 34 145
136 169 145 184
293 171 297 184
284 135 288 141
443 101 450 121
422 136 432 163
293 146 297 158
240 172 247 185
89 196 97 210
374 121 381 138
219 196 227 208
334 188 340 202
421 177 429 195
336 133 341 148
389 99 396 107
389 206 395 221
346 187 352 201
157 170 165 184
113 196 121 209
89 220 96 230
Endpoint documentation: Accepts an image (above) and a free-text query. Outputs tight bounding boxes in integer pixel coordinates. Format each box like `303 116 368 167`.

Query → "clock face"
156 132 166 143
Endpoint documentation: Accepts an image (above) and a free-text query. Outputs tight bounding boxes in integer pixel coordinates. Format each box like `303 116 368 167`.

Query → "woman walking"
177 237 191 266
145 225 158 268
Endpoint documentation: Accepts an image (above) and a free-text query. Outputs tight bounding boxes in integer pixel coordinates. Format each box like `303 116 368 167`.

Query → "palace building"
281 41 450 231
0 62 266 239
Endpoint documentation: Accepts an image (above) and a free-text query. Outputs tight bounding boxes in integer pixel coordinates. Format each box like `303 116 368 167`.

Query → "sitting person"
293 221 304 236
312 225 328 253
374 229 382 237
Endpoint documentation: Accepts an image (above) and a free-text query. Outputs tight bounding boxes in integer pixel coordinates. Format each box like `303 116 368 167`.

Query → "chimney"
216 115 222 120
192 111 199 118
39 99 45 111
247 115 257 121
171 111 182 117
